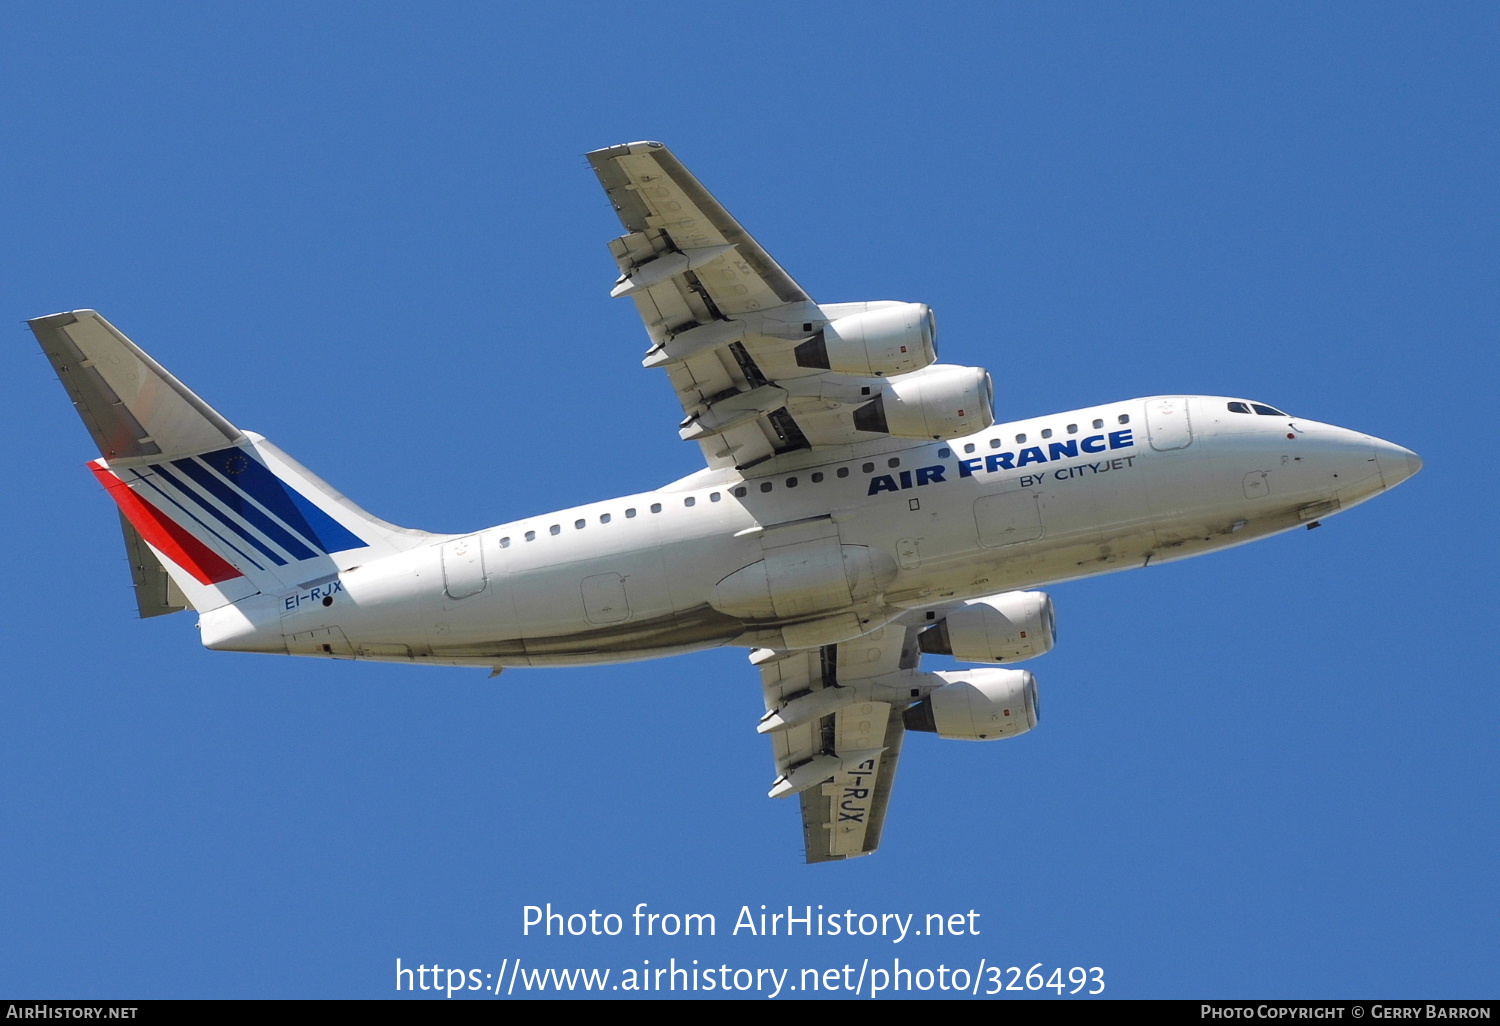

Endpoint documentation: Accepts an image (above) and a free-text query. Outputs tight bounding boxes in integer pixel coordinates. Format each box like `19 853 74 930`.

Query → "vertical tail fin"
30 310 431 614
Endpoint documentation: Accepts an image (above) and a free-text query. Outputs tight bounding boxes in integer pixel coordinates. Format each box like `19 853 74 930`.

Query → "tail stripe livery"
143 460 303 566
123 447 369 569
32 309 434 616
159 459 318 562
89 462 244 585
121 464 278 571
174 447 366 556
110 447 378 578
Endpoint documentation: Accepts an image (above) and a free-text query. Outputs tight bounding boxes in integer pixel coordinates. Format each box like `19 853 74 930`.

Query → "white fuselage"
206 395 1416 667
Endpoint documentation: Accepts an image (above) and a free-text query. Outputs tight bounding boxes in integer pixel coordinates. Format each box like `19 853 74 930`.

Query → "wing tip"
27 309 93 330
585 140 668 163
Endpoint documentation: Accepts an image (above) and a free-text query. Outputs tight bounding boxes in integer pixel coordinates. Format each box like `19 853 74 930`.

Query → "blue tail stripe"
149 463 290 567
281 486 366 554
128 469 271 573
171 456 320 562
196 447 366 555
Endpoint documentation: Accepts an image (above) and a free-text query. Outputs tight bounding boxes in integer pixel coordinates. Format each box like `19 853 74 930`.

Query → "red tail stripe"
89 462 243 585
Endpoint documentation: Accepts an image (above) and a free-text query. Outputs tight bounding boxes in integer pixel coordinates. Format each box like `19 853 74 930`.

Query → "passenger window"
862 462 874 473
836 467 849 478
760 482 772 493
684 497 695 507
1253 404 1287 417
732 486 747 498
1016 433 1026 443
574 519 585 529
599 513 611 524
786 477 798 488
1228 402 1251 414
549 525 560 536
500 537 511 548
525 530 536 542
1041 428 1053 439
990 438 1001 448
964 443 976 453
710 492 721 502
937 448 950 459
1067 424 1078 434
887 458 900 468
1118 414 1130 424
625 508 637 518
1092 419 1103 429
811 472 824 483
650 503 662 513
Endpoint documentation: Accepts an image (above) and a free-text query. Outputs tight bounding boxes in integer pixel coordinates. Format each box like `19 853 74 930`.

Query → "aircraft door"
896 537 921 570
974 492 1044 548
1146 398 1193 451
581 573 630 624
442 535 486 600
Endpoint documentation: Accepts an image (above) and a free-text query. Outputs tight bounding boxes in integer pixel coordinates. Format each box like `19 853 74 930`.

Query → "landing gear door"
1147 398 1193 451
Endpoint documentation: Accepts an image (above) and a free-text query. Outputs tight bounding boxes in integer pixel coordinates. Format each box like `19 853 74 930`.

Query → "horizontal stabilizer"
117 512 190 618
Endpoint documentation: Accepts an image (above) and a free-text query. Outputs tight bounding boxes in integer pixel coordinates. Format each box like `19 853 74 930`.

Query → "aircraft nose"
1373 439 1423 490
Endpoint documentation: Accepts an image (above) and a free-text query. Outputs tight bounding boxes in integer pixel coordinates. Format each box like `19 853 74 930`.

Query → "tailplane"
30 310 431 615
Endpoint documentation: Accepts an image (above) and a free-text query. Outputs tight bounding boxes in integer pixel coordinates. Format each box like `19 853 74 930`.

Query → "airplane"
29 140 1421 863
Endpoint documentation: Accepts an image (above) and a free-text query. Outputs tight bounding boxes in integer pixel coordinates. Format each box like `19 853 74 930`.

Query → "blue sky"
3 2 1494 999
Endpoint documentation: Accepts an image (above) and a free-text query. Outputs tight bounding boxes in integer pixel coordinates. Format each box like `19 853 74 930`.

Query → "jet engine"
851 364 994 440
794 302 937 376
902 668 1039 741
918 591 1055 663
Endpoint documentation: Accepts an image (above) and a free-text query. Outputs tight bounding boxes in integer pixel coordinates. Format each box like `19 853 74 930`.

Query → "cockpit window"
1230 400 1289 416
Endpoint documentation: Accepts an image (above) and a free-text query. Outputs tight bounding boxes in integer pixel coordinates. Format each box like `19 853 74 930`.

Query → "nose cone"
1373 439 1423 490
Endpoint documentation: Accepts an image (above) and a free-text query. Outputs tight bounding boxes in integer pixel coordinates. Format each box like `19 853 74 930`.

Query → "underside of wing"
755 624 924 863
588 141 810 313
587 142 995 474
752 601 1050 862
798 707 905 863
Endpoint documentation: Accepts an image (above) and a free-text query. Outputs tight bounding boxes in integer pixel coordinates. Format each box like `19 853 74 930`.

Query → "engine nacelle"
796 302 937 376
852 364 994 440
903 668 1039 741
919 591 1055 664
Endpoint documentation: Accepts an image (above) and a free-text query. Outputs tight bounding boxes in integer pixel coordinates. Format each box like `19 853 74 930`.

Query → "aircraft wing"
755 624 921 862
587 142 955 473
588 141 811 314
